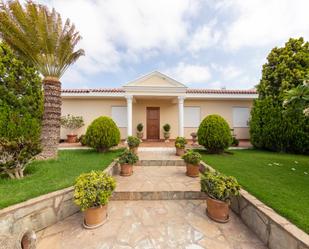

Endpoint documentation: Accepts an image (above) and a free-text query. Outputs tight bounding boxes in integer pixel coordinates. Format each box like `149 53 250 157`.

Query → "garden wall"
201 161 309 249
0 160 119 243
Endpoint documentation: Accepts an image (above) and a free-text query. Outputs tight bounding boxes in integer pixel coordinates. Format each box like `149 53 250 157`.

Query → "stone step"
136 159 185 166
111 191 207 201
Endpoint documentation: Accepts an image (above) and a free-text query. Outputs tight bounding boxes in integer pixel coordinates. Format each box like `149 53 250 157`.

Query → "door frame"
146 107 160 140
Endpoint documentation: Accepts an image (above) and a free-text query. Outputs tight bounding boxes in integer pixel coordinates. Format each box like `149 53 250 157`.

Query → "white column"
126 95 133 137
178 96 185 137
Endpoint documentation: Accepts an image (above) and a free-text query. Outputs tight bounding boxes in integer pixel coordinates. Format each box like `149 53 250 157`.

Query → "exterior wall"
61 98 127 139
132 99 179 139
184 99 253 139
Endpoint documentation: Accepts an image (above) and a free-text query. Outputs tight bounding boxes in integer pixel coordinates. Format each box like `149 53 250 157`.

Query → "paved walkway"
37 200 266 249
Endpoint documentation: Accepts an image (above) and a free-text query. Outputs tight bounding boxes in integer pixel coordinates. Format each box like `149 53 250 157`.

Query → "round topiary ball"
85 116 120 152
197 114 232 153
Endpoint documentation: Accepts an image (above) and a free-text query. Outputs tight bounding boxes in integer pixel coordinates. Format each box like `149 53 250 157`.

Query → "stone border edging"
0 160 118 239
200 161 309 249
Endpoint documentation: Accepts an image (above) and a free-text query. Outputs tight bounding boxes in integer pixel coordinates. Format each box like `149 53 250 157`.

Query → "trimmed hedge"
197 115 232 153
85 116 120 152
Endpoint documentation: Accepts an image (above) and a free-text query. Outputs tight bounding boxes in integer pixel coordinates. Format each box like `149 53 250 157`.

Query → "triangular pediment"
123 71 187 88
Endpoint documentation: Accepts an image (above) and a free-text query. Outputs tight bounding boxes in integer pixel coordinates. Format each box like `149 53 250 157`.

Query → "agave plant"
0 1 84 158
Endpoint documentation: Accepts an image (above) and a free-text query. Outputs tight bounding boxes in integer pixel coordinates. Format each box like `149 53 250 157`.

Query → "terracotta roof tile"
61 88 125 93
186 88 257 94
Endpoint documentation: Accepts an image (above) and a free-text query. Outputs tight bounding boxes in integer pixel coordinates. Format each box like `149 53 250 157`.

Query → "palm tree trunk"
40 77 62 159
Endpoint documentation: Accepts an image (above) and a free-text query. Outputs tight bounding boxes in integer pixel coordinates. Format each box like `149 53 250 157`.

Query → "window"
111 106 127 127
233 107 250 128
184 107 200 127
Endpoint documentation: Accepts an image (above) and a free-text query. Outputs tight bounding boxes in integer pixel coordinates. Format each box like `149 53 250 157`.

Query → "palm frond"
0 0 84 78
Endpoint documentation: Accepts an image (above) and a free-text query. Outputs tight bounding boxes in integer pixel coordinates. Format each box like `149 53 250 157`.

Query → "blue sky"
42 0 309 89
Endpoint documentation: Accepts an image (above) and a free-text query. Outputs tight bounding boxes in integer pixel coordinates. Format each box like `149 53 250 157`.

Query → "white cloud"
43 0 200 77
165 62 211 84
219 0 309 50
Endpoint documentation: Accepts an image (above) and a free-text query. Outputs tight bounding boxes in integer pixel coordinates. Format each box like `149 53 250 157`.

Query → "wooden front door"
147 107 160 140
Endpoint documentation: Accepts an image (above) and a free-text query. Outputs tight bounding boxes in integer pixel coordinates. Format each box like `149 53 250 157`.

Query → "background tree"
0 0 84 159
0 43 42 179
250 38 309 154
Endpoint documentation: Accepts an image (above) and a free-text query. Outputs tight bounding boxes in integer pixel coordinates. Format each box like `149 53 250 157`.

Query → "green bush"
197 115 232 153
118 150 139 165
74 170 116 211
163 123 171 132
250 38 309 154
175 137 187 149
79 135 87 146
182 150 201 165
200 171 240 202
0 43 42 179
231 137 239 146
137 123 143 132
85 116 120 152
127 136 140 148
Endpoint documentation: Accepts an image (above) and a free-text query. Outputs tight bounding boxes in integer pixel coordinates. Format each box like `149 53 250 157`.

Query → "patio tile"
37 200 267 249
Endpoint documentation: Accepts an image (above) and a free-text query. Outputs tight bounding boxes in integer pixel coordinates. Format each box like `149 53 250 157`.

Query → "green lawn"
199 149 309 233
0 149 123 209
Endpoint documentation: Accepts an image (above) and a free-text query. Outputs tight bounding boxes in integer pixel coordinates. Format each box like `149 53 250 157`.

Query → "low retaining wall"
0 160 119 241
201 161 309 249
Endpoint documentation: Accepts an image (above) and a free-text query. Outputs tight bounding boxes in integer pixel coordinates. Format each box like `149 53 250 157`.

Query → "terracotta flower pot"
186 163 200 177
206 197 230 223
120 163 133 176
66 134 77 143
84 205 107 229
176 147 185 156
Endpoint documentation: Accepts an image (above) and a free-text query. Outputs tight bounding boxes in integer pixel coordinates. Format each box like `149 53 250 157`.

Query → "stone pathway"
37 200 266 249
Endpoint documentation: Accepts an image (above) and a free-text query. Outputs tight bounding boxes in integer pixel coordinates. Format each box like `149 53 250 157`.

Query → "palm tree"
0 1 84 158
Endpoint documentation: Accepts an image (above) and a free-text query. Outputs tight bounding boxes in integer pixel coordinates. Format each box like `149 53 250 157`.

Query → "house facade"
61 71 258 140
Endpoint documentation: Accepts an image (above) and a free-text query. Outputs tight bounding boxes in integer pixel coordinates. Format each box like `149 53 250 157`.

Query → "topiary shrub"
127 136 140 148
197 115 232 153
85 116 120 152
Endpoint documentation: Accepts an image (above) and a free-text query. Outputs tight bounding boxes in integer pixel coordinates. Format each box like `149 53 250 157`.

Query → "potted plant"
163 124 171 142
60 114 84 143
136 123 144 140
118 149 139 176
182 150 201 177
175 136 187 156
200 170 240 223
74 170 116 229
127 136 140 154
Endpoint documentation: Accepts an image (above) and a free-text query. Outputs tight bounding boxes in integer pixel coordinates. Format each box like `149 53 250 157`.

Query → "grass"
0 149 123 209
199 149 309 234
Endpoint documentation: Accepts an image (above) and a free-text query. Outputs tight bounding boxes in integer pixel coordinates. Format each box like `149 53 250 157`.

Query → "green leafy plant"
197 115 232 153
163 123 171 132
118 150 139 165
200 171 240 202
79 135 87 146
0 43 42 179
85 116 120 152
182 150 201 165
175 137 187 149
127 136 140 148
61 114 84 134
250 38 309 154
137 123 144 132
231 137 239 146
74 171 116 211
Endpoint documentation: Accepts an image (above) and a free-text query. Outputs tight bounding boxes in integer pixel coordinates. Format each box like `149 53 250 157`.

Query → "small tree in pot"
163 124 171 142
201 171 240 223
74 170 116 229
118 150 139 176
127 136 140 154
136 123 144 140
61 114 84 143
175 137 187 156
182 150 201 177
